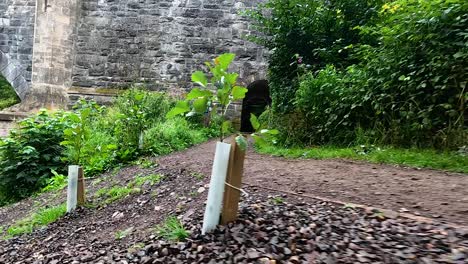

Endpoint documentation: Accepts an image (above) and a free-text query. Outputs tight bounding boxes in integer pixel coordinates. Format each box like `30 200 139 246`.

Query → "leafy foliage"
0 110 72 204
0 87 213 205
245 0 383 112
166 53 248 142
144 117 212 155
61 99 111 165
114 88 173 161
355 0 468 148
40 170 67 193
250 0 467 149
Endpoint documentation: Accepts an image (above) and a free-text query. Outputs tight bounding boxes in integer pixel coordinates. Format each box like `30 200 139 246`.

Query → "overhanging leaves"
166 101 190 119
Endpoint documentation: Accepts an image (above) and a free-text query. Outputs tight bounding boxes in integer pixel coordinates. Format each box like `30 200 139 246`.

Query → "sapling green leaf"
260 129 279 135
191 71 208 87
250 114 260 131
226 73 239 85
167 53 277 145
166 101 190 119
186 88 212 100
215 53 235 70
193 97 209 113
232 86 248 100
222 121 232 134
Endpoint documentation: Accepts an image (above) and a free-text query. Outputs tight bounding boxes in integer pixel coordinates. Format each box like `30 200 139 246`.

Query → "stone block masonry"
72 0 267 94
1 0 268 108
25 0 82 109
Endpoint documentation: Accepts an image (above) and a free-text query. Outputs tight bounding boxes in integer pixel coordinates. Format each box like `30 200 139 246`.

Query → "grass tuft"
3 203 66 238
95 186 141 205
155 216 189 242
129 173 163 188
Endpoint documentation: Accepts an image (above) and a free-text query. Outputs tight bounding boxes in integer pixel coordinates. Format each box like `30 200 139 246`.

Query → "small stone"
247 249 261 259
288 256 300 264
197 187 206 193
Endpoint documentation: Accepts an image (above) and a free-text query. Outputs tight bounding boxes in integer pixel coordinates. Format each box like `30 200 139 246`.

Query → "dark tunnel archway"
240 80 271 133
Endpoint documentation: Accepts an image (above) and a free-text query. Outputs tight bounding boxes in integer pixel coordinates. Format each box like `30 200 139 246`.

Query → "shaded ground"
159 140 468 226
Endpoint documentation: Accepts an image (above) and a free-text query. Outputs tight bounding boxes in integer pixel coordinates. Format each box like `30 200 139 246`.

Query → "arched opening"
0 74 20 110
240 80 271 132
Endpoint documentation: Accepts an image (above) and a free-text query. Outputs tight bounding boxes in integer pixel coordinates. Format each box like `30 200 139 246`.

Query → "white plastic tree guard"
202 142 232 235
67 165 79 213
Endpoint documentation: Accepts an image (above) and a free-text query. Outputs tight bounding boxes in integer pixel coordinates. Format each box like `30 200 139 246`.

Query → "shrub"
0 110 73 204
293 65 371 145
246 0 383 113
144 117 209 155
357 0 468 148
257 0 468 149
62 99 117 175
113 88 173 161
0 88 213 205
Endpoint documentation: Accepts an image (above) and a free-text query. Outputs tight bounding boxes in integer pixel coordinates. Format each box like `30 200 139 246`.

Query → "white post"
202 142 231 235
67 165 79 213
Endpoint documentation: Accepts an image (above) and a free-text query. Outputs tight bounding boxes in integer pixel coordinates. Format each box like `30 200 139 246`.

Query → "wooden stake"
221 138 246 225
77 167 85 206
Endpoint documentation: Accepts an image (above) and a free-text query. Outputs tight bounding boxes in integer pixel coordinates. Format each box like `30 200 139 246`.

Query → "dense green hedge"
246 0 384 112
250 0 467 148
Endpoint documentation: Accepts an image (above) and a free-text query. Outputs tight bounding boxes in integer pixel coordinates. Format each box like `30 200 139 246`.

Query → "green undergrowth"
258 145 468 174
93 173 164 206
0 88 219 206
2 203 66 239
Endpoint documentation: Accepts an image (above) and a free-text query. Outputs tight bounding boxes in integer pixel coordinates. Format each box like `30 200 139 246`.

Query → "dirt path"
159 140 468 226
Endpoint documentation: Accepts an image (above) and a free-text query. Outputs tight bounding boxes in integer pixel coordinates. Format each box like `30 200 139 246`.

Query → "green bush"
144 117 210 155
295 65 370 145
356 0 468 148
246 0 383 112
254 0 468 149
0 88 213 205
0 110 72 204
113 88 173 161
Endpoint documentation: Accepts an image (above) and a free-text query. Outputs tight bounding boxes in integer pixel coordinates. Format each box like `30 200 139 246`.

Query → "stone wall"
0 0 36 99
72 0 267 93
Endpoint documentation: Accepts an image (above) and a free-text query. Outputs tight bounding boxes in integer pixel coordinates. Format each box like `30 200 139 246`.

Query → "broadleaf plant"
166 53 277 149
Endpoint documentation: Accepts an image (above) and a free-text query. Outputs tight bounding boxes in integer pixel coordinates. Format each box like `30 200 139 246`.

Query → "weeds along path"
159 139 468 226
